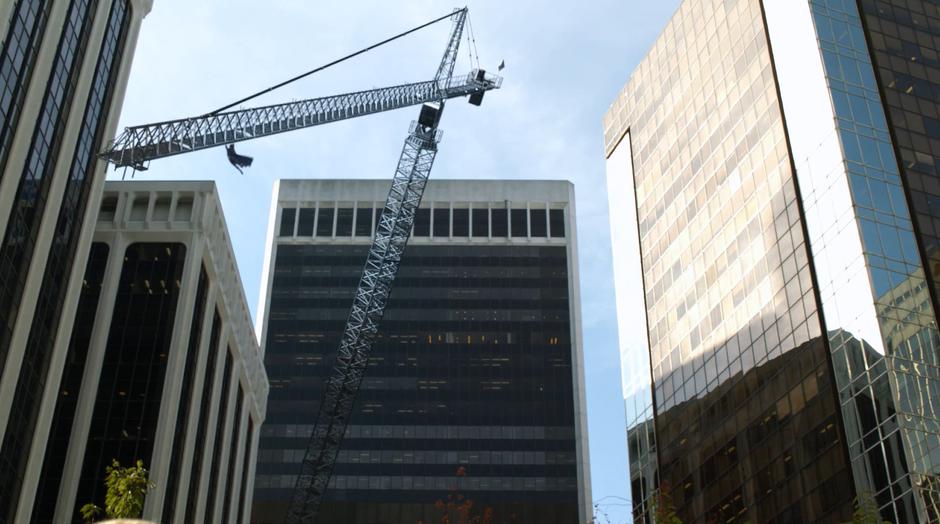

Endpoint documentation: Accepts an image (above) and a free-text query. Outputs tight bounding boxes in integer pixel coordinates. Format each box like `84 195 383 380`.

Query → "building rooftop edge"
276 178 575 185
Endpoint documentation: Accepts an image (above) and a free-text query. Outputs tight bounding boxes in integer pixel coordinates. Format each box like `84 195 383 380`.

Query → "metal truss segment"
105 71 499 169
283 123 438 524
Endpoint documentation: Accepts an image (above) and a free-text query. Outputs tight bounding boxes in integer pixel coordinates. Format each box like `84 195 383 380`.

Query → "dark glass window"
472 208 489 237
336 208 353 237
316 208 334 237
185 311 222 522
255 244 579 522
433 208 450 237
549 210 565 238
0 0 99 374
511 209 528 237
99 196 118 221
491 209 508 237
452 209 469 237
355 207 373 237
238 418 255 523
279 208 295 237
0 0 52 180
207 349 234 521
31 243 109 523
297 208 315 237
222 387 245 523
72 243 186 518
414 208 431 237
175 197 193 221
530 209 547 237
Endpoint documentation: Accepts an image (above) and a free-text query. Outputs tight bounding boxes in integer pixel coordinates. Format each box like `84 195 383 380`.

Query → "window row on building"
260 448 578 466
256 474 579 492
278 203 567 239
260 423 576 440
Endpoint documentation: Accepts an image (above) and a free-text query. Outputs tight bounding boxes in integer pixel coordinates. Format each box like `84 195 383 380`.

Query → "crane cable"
466 13 482 70
203 7 468 117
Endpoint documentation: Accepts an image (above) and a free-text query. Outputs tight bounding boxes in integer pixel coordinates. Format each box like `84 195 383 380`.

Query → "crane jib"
104 71 501 170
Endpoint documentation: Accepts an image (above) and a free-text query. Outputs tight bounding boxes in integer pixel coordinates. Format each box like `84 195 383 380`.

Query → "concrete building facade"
0 1 153 521
251 179 591 524
30 181 267 524
606 0 940 522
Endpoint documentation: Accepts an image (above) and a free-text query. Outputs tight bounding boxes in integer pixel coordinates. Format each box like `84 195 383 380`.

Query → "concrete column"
564 184 593 524
0 0 15 44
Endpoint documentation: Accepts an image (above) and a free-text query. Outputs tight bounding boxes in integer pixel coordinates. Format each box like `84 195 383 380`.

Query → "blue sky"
113 1 680 522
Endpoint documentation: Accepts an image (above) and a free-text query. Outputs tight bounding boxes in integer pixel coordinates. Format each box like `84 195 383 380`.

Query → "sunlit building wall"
605 0 940 522
251 179 590 524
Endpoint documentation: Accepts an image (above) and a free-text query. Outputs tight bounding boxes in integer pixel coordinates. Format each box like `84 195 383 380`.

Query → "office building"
605 0 940 522
251 179 590 524
0 1 153 521
30 181 268 523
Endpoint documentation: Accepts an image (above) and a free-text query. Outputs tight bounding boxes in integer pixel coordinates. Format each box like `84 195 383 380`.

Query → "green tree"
848 491 889 524
79 459 154 522
648 482 682 524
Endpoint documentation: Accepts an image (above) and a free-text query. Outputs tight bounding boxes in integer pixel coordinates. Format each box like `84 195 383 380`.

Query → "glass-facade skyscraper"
0 2 153 522
606 0 940 522
251 179 591 524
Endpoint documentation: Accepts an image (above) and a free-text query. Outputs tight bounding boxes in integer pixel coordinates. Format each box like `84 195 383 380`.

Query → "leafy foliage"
79 459 154 522
421 466 502 524
104 459 154 519
648 482 682 524
79 503 101 523
848 491 889 524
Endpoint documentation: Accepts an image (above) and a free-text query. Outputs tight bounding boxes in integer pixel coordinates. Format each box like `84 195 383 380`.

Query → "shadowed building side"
251 179 591 524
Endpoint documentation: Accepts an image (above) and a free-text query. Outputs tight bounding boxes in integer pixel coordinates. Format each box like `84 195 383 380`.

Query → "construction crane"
102 7 498 523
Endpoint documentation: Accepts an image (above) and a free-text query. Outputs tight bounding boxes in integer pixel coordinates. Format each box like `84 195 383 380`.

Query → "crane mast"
283 115 441 524
283 11 469 522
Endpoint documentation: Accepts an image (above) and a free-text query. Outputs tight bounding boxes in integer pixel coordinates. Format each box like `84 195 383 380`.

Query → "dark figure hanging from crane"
225 144 253 174
102 7 500 523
